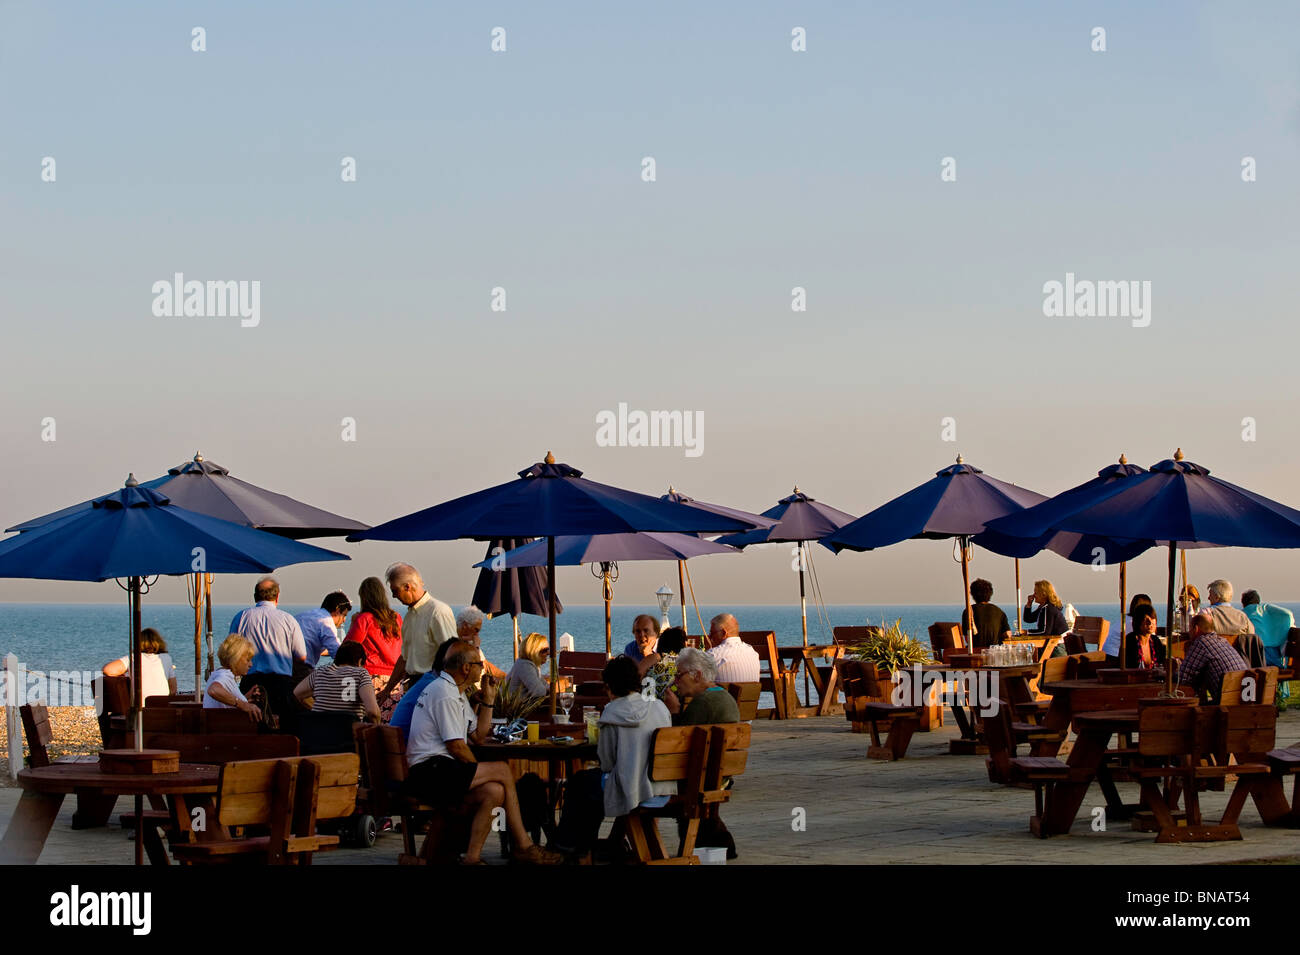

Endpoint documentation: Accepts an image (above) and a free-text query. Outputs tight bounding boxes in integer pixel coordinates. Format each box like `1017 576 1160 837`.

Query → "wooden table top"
1072 709 1140 733
471 739 597 760
919 663 1039 675
1042 678 1162 693
17 761 220 797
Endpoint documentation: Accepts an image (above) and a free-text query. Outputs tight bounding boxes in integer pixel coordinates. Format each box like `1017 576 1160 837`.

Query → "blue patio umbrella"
1013 449 1300 692
348 453 759 708
660 486 776 635
0 477 347 862
471 538 563 660
715 487 857 647
475 532 736 655
6 452 368 693
827 456 1049 642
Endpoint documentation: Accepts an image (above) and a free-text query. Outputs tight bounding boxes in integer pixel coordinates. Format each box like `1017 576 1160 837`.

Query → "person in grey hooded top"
553 656 673 859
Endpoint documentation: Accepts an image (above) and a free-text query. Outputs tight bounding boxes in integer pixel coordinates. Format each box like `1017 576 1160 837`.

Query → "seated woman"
1104 594 1153 665
1123 605 1166 670
1024 580 1069 655
638 626 687 699
962 579 1011 649
101 627 179 701
293 641 381 722
552 656 673 862
506 632 551 700
203 635 263 721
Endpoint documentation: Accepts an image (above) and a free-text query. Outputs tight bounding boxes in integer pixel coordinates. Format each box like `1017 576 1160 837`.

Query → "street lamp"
655 584 674 632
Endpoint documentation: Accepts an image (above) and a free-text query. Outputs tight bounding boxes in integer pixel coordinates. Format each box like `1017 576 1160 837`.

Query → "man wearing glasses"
405 639 562 865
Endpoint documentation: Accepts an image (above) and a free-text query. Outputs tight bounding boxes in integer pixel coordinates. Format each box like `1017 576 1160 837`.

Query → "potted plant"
491 680 547 724
840 620 941 730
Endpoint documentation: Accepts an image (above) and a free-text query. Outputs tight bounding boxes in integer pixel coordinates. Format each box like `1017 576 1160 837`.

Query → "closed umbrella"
349 453 758 712
475 532 737 656
471 538 562 660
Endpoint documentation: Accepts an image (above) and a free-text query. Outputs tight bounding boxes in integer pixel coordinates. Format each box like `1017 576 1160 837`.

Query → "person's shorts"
406 756 477 807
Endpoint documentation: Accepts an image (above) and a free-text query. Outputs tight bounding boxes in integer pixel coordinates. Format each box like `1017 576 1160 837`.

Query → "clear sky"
2 2 1299 612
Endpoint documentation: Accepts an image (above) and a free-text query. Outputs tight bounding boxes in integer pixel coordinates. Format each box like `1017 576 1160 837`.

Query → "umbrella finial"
667 484 675 494
194 451 203 463
1174 448 1184 461
124 473 138 488
544 451 555 465
792 485 800 495
956 453 964 465
1119 453 1128 465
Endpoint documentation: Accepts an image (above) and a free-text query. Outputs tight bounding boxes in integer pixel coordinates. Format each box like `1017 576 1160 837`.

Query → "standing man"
1205 579 1265 667
380 563 457 704
227 577 308 727
296 591 351 665
707 613 760 684
405 639 563 865
1243 590 1295 702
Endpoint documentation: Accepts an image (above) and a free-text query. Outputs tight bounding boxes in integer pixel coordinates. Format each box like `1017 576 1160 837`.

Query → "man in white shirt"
1206 579 1265 667
405 640 562 865
379 563 457 702
707 613 761 683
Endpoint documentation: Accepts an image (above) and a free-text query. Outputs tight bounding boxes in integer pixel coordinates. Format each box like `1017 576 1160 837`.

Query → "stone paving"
5 710 1300 865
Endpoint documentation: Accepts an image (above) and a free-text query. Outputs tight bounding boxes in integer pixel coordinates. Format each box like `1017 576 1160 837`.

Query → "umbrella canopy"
7 452 369 539
827 458 1047 552
349 453 759 709
714 487 855 549
660 487 777 535
478 532 737 567
0 482 350 581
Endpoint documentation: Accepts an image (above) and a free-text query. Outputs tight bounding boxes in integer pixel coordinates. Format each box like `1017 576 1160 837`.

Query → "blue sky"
2 1 1299 610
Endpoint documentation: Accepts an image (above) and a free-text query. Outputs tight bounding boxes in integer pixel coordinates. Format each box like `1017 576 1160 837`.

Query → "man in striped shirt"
1177 611 1249 704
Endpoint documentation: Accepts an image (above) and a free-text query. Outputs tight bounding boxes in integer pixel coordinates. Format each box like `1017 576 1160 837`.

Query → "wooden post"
4 653 20 781
192 572 203 703
602 564 613 658
204 575 215 680
512 616 520 661
1119 561 1127 668
1166 542 1177 696
1014 559 1022 632
960 538 976 643
678 559 688 635
548 536 557 717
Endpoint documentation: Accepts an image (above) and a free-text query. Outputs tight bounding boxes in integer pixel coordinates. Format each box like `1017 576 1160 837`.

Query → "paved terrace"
5 711 1300 865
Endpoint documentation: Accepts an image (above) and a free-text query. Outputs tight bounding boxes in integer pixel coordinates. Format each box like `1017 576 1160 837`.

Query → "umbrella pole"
1119 562 1127 668
1180 549 1188 633
192 572 203 703
1014 559 1022 632
130 575 144 866
603 569 612 658
1165 542 1177 695
204 575 214 681
512 616 520 661
548 537 558 717
960 538 976 646
678 559 687 634
798 544 810 707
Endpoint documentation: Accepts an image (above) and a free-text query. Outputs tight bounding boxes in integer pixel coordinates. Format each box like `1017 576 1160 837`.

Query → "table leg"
0 790 65 865
817 658 841 717
1038 728 1110 836
1251 776 1295 826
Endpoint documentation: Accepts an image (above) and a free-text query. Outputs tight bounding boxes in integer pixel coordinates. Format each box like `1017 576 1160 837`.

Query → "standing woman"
344 577 404 702
1024 580 1069 650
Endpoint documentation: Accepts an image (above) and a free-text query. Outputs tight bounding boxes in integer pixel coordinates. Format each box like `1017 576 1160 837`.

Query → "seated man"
1244 589 1295 702
552 656 673 862
962 578 1012 649
1205 578 1265 667
404 639 562 865
1176 611 1249 704
706 613 760 683
389 639 454 738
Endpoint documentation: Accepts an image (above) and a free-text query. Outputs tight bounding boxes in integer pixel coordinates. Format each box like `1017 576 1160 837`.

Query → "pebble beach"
0 707 100 786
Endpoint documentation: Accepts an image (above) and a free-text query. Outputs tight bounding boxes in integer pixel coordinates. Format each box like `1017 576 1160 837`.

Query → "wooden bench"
831 626 881 649
621 723 751 864
18 704 109 829
169 752 357 864
838 660 921 760
722 682 760 721
1064 616 1110 655
986 704 1067 785
141 706 258 736
927 622 963 663
1219 667 1277 706
360 725 471 864
1130 705 1275 843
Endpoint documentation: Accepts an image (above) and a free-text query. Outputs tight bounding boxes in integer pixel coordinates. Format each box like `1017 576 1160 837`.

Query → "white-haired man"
1205 579 1265 667
379 563 457 703
707 613 760 684
456 605 504 683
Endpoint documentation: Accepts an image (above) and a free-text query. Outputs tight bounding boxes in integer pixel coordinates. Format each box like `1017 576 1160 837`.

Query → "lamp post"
655 584 674 632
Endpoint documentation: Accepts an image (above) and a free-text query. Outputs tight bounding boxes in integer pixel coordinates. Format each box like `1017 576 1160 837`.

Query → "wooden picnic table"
470 738 598 778
0 761 220 865
1030 709 1141 837
1034 679 1166 756
918 663 1039 754
776 644 844 717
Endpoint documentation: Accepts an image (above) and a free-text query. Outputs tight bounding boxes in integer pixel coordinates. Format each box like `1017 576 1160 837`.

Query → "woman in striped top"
293 641 381 722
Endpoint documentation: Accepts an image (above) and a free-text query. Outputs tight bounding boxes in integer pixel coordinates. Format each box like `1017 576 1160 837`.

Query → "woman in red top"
344 576 403 697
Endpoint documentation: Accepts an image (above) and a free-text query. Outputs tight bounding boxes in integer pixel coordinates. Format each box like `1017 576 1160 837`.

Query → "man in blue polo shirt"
228 577 308 728
295 591 351 664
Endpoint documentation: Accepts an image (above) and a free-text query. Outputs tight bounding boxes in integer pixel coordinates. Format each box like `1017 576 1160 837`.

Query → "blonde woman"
204 635 263 720
507 632 551 700
1023 580 1069 637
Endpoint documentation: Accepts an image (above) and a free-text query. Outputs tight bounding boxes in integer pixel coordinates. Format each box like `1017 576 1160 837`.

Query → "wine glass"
558 689 575 722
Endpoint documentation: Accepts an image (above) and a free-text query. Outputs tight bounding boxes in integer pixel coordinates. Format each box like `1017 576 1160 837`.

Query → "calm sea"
8 601 1294 696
